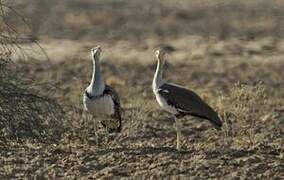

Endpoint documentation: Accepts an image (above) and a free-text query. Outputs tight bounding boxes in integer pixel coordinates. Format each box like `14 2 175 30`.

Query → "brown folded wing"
158 83 222 129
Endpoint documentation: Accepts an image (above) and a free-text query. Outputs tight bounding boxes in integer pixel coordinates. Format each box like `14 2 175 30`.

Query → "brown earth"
1 0 284 179
1 37 282 179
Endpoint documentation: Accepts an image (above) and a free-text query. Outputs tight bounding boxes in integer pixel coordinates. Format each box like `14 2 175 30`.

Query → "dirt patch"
2 38 283 179
1 0 284 178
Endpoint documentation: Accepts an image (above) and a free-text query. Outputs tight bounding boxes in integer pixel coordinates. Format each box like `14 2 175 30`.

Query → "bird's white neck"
152 60 165 91
87 56 105 96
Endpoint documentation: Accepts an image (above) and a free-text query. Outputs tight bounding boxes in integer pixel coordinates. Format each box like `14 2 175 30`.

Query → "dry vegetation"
1 0 284 179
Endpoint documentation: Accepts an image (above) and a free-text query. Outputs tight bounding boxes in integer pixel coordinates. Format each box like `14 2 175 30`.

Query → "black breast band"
85 91 94 99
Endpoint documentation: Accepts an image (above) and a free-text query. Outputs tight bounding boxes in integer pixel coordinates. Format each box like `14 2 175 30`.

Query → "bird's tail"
104 112 122 133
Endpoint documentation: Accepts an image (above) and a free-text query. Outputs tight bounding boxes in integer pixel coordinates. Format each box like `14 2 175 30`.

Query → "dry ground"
1 36 283 179
1 0 284 179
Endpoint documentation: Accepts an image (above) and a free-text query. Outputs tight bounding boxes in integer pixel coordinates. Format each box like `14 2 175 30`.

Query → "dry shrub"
0 2 65 143
0 55 65 143
218 83 270 148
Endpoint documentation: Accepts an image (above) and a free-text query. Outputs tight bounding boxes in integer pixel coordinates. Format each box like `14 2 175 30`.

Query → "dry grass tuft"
217 83 280 149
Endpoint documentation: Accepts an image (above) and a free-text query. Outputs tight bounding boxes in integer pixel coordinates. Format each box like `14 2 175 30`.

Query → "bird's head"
91 46 102 61
155 49 166 65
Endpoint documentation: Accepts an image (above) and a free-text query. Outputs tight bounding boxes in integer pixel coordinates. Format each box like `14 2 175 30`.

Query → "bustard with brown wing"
152 49 222 150
83 46 122 136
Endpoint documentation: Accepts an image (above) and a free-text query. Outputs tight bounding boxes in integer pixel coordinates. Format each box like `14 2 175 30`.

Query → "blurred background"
10 0 284 41
5 0 284 62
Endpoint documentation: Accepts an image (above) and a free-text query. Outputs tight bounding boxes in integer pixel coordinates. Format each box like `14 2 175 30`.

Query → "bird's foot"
176 142 181 151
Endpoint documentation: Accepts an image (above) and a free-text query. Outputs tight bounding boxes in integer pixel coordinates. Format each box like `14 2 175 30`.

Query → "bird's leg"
174 116 182 151
93 118 99 145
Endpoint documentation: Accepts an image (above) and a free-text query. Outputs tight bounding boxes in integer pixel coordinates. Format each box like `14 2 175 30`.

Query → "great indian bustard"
83 46 122 136
152 49 222 150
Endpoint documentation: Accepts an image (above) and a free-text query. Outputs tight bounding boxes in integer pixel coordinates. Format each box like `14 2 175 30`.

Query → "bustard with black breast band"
152 49 222 150
83 46 122 136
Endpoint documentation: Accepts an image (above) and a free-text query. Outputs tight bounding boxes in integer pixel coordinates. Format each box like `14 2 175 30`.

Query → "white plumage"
83 46 122 134
83 94 115 117
152 49 222 151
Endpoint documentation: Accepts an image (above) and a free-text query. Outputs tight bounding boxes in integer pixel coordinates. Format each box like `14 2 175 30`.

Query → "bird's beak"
91 46 101 54
91 46 101 59
155 49 167 63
